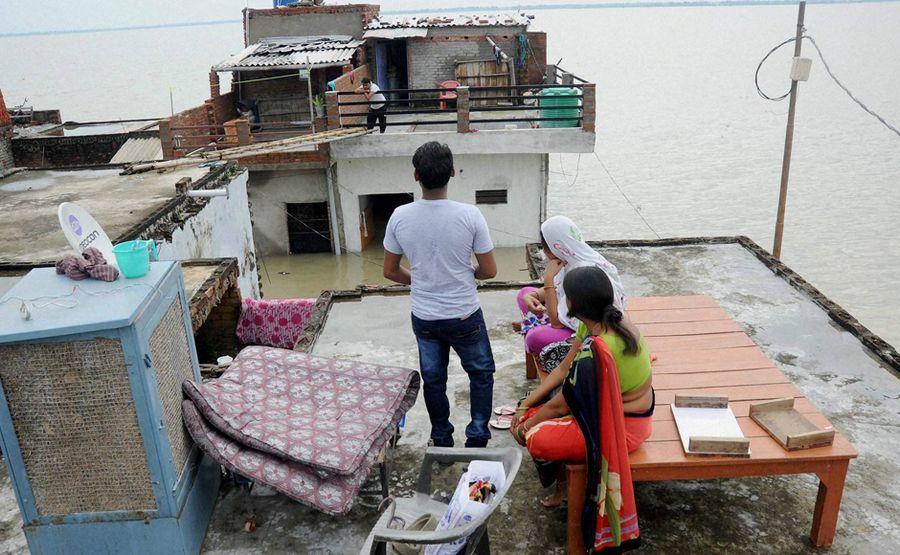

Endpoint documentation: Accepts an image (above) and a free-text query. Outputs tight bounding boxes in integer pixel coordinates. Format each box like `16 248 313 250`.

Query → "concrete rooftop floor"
0 165 208 263
0 243 896 553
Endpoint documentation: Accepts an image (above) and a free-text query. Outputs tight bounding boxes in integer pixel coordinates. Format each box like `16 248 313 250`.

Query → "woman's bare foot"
541 484 567 508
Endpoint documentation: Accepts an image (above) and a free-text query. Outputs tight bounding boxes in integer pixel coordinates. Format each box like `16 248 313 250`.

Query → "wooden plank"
655 383 802 405
629 433 857 468
688 436 750 457
652 368 790 388
653 397 819 422
626 295 718 311
649 412 834 442
639 319 743 338
651 346 773 370
628 307 732 324
749 398 835 451
673 394 729 408
645 332 755 352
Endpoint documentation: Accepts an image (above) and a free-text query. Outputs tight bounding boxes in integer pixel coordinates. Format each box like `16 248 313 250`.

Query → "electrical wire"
756 35 900 138
755 36 798 101
593 151 662 240
805 35 900 138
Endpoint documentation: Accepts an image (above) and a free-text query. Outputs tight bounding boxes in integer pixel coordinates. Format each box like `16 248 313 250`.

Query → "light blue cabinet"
0 261 219 554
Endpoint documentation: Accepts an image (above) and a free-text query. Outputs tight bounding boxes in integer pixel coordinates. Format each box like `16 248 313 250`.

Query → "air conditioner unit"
0 261 219 554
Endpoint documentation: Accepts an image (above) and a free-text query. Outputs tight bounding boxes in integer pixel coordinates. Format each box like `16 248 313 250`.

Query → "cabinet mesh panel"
149 297 195 482
0 339 156 515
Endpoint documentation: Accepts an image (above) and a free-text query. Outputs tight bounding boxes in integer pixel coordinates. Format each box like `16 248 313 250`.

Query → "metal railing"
328 82 594 132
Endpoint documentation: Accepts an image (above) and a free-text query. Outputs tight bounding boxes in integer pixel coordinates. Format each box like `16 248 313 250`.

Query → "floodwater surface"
1 2 897 345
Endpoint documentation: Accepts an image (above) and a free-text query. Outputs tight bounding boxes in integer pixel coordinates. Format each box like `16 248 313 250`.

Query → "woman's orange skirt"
524 406 652 463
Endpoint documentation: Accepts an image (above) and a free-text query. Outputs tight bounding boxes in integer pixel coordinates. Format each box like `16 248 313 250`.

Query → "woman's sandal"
541 487 567 508
493 405 516 416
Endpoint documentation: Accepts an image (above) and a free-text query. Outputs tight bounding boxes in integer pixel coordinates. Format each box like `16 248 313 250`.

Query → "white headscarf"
540 216 627 330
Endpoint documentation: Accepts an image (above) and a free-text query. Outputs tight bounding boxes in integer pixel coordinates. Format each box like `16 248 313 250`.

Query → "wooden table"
566 295 857 553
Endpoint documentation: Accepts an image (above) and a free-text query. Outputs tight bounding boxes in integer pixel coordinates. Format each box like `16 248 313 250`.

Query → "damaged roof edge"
295 237 900 375
114 162 241 245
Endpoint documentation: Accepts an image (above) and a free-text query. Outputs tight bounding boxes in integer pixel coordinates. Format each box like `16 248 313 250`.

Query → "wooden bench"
564 295 857 553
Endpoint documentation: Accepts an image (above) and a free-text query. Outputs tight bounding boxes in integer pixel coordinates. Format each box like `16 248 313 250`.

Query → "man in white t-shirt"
383 141 498 448
356 77 387 133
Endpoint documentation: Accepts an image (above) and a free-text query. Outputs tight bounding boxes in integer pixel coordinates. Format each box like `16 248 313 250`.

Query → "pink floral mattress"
181 346 419 514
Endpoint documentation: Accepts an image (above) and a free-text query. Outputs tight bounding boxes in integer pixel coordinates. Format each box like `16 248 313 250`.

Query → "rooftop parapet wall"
243 4 380 44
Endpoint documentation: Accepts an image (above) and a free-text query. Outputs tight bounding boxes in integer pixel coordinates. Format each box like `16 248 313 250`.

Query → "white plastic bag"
425 460 506 555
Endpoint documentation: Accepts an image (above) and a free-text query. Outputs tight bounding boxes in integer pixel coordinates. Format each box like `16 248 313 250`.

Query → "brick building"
0 89 13 172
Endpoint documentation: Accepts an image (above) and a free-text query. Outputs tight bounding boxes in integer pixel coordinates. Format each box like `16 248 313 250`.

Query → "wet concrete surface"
0 244 896 553
0 166 208 263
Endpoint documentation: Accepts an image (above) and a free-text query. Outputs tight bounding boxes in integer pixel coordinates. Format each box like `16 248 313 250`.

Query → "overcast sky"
0 0 583 35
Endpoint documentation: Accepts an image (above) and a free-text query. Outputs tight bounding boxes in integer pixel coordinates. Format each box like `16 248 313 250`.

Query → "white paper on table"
671 405 748 454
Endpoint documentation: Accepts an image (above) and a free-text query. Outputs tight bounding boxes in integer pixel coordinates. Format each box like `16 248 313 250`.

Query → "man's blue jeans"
411 309 495 448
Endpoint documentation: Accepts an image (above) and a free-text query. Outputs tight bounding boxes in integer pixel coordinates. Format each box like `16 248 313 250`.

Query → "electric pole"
772 0 806 260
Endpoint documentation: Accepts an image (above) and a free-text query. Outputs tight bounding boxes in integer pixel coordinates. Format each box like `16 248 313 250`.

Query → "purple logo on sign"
68 215 83 236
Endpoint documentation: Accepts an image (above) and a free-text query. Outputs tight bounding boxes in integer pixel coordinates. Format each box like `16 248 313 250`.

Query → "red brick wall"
522 31 547 85
330 64 371 125
240 148 328 167
0 89 11 127
208 92 238 127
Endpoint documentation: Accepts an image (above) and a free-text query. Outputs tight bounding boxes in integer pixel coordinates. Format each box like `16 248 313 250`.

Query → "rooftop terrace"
7 239 894 553
0 166 209 263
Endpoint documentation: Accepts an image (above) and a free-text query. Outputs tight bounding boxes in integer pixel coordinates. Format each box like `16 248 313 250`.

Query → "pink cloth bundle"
55 247 119 282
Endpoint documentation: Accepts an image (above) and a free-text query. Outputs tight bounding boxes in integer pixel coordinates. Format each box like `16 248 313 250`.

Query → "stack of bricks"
0 89 14 171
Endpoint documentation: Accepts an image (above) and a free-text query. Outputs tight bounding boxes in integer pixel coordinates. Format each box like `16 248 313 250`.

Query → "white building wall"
334 153 546 252
247 169 328 256
156 169 261 299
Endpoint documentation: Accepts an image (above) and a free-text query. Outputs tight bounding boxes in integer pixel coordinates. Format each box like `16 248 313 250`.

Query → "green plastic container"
538 87 581 128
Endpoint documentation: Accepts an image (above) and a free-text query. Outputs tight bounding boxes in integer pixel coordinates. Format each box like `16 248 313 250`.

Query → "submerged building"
162 2 595 256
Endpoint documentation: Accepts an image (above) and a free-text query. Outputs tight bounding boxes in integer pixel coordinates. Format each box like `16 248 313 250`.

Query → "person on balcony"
382 142 498 448
356 77 387 134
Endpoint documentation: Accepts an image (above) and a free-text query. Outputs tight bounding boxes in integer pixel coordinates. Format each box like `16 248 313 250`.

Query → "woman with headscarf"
515 215 626 370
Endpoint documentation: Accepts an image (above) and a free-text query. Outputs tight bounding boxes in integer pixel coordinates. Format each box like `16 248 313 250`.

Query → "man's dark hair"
412 142 454 190
362 77 372 85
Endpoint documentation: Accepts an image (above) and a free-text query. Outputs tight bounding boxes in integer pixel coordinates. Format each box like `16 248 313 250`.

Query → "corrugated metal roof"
213 36 363 71
365 13 532 30
110 137 163 164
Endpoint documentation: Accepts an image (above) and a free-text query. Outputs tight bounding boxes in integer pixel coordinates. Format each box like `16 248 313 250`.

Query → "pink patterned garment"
182 346 419 514
235 298 316 349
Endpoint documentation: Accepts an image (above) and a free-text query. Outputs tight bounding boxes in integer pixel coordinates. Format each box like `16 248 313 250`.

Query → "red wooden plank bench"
561 295 857 553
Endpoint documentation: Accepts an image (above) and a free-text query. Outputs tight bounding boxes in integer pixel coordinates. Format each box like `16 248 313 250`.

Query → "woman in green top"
511 266 654 507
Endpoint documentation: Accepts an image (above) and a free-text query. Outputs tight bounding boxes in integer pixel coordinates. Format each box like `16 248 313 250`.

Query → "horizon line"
2 0 898 38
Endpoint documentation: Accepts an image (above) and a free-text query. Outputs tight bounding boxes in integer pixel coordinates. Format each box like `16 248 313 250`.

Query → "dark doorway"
375 40 409 104
287 202 331 254
359 193 412 250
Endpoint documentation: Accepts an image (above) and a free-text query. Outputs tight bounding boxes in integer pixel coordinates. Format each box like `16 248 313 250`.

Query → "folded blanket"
183 346 420 476
183 401 377 515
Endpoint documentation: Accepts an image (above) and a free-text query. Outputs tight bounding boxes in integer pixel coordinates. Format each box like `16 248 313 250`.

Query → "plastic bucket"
113 240 158 279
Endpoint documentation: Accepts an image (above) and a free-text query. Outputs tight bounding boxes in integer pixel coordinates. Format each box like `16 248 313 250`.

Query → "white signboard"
57 202 115 265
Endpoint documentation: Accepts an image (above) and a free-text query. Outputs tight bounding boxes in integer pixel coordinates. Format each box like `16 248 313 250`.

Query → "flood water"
1 3 897 346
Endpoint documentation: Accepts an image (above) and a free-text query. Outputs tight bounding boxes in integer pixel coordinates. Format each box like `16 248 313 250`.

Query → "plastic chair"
439 80 461 110
360 447 522 555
